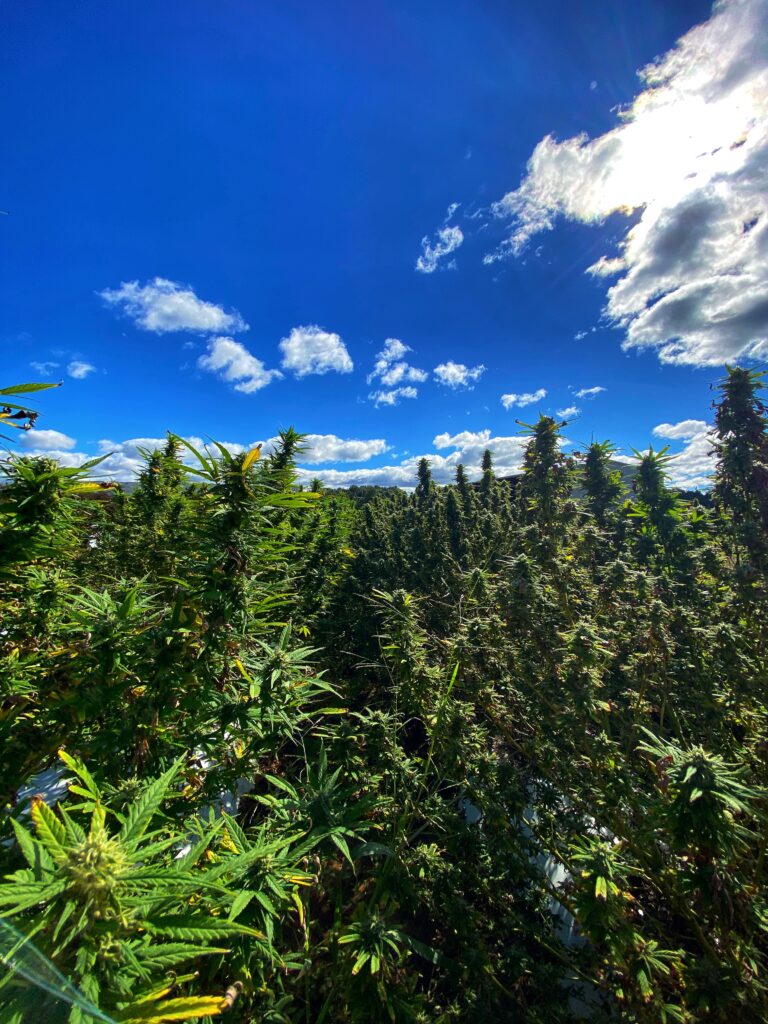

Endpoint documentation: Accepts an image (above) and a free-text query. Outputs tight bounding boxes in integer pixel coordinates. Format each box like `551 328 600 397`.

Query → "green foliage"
1 372 767 1022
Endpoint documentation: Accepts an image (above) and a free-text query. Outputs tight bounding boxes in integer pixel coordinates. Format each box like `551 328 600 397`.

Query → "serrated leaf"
227 889 255 921
30 799 67 858
120 761 182 848
144 916 265 941
10 819 53 874
115 995 225 1022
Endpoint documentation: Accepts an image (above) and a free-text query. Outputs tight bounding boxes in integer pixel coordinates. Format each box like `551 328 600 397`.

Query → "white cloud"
653 419 709 440
433 361 486 389
367 338 427 403
94 436 249 481
658 423 715 489
299 434 389 463
377 361 428 386
574 385 606 399
10 448 92 471
369 386 419 407
433 429 492 449
416 225 464 273
574 330 588 340
278 325 353 378
19 429 76 451
489 0 768 366
68 360 96 379
556 405 580 419
13 431 388 483
501 388 547 409
303 429 529 488
624 420 715 489
30 361 60 376
100 278 248 335
198 337 282 393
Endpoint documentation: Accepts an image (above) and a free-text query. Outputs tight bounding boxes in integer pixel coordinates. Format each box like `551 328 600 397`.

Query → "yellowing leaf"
292 890 305 926
116 995 226 1022
235 659 255 684
242 444 262 472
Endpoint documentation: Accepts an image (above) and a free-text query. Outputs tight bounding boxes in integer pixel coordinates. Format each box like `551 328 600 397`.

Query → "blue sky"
3 0 766 488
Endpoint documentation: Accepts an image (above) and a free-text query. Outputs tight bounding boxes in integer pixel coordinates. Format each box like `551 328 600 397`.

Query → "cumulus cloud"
88 436 260 481
19 429 76 451
367 339 427 405
500 388 547 409
489 0 768 366
278 325 353 377
614 419 715 490
8 448 92 471
300 429 529 488
368 339 427 383
653 419 709 440
652 420 715 488
198 337 282 393
299 434 389 463
8 435 192 481
433 361 486 389
556 405 580 419
13 430 391 484
416 225 464 273
68 360 96 379
574 385 606 399
100 278 248 335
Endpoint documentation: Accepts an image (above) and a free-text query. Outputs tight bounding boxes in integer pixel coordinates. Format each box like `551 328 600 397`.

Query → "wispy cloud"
369 385 419 407
416 225 464 273
279 325 353 377
67 360 96 379
500 388 547 409
556 405 580 419
488 0 768 366
30 361 60 376
100 278 248 335
573 385 606 399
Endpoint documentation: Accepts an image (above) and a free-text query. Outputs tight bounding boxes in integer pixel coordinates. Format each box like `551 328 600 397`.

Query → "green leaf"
120 761 182 849
144 916 266 941
351 951 371 975
30 800 67 858
227 890 256 921
0 382 61 396
129 943 229 969
10 819 53 875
